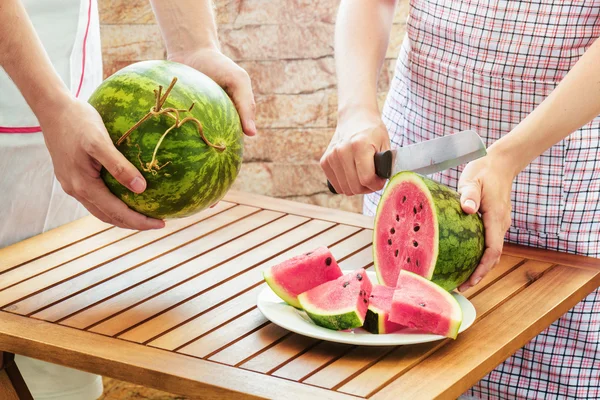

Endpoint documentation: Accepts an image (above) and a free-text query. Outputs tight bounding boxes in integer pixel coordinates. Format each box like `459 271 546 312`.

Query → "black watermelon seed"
414 225 420 232
396 215 400 222
343 282 350 288
413 206 417 214
325 257 332 266
370 295 374 298
402 196 407 203
407 257 411 263
363 298 368 304
357 273 363 281
419 203 423 210
416 260 420 267
413 240 418 247
395 249 399 257
419 302 426 307
390 227 395 234
388 239 392 245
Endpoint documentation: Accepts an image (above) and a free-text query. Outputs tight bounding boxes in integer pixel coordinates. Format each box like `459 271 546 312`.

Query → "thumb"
458 178 481 214
228 70 256 137
91 141 147 194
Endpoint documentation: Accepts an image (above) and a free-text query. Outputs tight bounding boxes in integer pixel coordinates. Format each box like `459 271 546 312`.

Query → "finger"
227 70 256 137
87 138 147 194
79 198 128 229
353 140 386 192
84 179 165 230
320 152 343 194
338 147 367 195
330 148 355 195
458 212 504 291
458 179 482 214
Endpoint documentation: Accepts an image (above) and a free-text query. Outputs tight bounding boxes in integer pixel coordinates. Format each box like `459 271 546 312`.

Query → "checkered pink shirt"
364 1 600 398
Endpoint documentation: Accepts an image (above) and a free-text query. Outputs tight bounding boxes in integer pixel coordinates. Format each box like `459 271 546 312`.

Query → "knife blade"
327 130 487 194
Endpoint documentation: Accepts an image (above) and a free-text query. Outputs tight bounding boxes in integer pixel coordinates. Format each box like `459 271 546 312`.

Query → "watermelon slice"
373 171 485 291
263 246 343 309
298 269 373 330
389 270 462 339
363 284 406 334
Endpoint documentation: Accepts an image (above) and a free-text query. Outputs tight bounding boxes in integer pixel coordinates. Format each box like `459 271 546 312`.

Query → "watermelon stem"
117 77 226 173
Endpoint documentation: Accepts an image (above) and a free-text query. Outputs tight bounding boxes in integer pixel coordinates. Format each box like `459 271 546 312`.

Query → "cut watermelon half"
373 171 484 291
389 270 462 339
363 284 407 334
298 269 373 331
263 246 343 309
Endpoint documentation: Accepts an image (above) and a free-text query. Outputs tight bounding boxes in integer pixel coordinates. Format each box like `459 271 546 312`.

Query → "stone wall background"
99 0 408 213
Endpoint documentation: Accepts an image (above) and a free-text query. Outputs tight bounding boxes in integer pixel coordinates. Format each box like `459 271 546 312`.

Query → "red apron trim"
0 0 93 135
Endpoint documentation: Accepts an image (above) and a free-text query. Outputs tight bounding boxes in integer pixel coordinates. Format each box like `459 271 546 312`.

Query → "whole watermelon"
373 171 485 291
88 60 243 219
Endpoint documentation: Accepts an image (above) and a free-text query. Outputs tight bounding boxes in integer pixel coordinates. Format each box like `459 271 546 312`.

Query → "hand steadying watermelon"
373 171 485 291
263 246 343 309
89 60 244 219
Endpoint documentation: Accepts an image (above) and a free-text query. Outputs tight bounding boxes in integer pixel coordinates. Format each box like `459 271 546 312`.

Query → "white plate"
257 270 476 346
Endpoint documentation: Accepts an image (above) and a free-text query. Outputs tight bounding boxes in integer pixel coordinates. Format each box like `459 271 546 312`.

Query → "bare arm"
0 0 71 119
321 0 398 195
335 0 397 119
0 0 163 230
458 36 600 291
149 0 257 136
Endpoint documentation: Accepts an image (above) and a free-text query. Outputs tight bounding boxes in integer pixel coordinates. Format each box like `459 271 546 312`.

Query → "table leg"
0 352 33 400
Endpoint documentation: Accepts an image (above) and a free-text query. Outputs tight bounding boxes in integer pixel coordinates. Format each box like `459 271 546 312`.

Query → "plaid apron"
364 1 600 398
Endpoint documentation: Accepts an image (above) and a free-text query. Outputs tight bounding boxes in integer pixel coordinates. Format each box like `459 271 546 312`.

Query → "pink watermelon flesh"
297 269 373 330
364 284 406 334
374 179 435 287
263 246 343 309
389 270 462 339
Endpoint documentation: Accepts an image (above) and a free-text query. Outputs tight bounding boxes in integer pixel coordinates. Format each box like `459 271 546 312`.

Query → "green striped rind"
363 307 384 334
88 60 243 219
422 175 485 291
303 309 364 331
263 268 302 310
298 293 364 330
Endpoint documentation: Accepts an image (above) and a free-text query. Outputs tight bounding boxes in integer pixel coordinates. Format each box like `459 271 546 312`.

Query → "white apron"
0 0 104 398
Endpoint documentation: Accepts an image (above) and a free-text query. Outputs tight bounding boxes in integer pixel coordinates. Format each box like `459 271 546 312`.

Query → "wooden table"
1 191 599 400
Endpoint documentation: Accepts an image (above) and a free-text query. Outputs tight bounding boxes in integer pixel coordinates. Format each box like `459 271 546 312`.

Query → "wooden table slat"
116 220 342 343
239 333 319 374
0 204 254 310
147 227 372 351
90 223 360 337
31 211 298 323
3 190 600 400
0 217 112 275
271 340 353 381
0 311 353 400
209 323 291 366
371 265 600 400
337 260 557 397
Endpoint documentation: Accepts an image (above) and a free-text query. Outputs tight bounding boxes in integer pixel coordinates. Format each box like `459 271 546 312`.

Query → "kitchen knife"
327 129 487 194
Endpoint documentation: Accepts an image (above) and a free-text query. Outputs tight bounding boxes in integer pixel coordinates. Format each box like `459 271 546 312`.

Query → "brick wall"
99 0 408 213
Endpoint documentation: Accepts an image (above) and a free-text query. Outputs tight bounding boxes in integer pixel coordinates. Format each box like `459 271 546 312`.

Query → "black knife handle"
374 150 393 179
327 150 393 194
327 180 338 194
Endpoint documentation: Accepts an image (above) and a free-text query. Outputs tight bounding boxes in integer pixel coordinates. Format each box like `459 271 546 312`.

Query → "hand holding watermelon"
457 153 515 292
168 48 257 138
40 96 166 231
